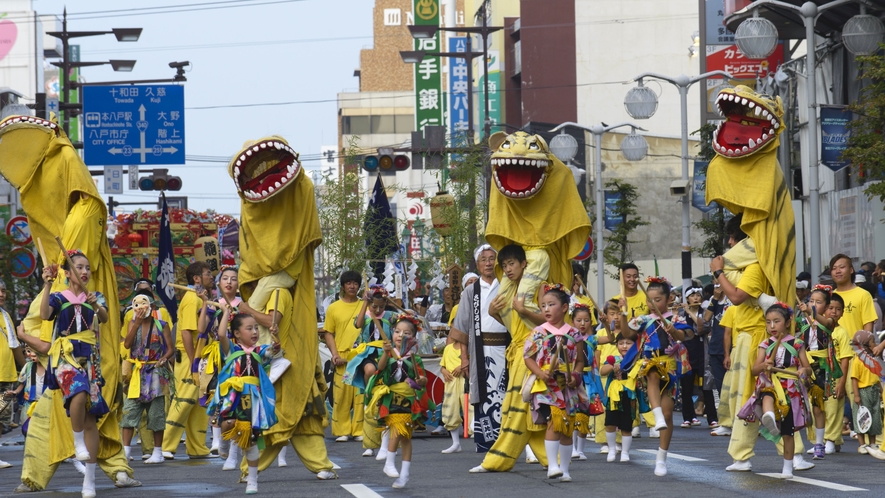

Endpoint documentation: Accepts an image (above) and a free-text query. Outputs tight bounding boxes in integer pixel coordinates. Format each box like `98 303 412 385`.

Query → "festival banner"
154 194 178 323
365 174 399 280
414 0 443 133
448 36 469 154
820 105 851 172
692 161 717 213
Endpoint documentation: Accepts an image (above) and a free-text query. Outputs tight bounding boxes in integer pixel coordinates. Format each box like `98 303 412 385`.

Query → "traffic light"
138 168 182 191
362 147 410 172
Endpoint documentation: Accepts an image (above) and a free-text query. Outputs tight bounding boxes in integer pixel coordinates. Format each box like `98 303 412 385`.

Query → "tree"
843 43 885 201
691 123 730 257
602 179 649 279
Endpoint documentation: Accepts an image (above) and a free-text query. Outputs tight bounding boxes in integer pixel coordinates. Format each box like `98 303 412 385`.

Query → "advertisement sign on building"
820 105 851 172
705 0 735 44
413 0 443 133
478 50 501 135
448 37 469 148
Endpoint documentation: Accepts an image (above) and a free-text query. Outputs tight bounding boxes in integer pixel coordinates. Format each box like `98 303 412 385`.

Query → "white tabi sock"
211 426 222 449
400 460 411 479
558 444 572 476
620 435 632 460
815 428 825 446
545 440 561 472
124 445 131 460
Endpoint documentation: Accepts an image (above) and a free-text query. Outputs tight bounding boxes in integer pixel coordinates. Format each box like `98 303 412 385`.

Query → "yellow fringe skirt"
386 413 414 439
223 420 254 449
551 406 575 435
575 412 590 434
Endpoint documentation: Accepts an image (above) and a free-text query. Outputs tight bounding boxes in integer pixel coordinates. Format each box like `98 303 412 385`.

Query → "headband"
542 282 567 294
369 285 389 298
811 284 833 295
645 276 669 285
395 313 422 331
473 244 495 262
685 287 703 297
771 301 794 316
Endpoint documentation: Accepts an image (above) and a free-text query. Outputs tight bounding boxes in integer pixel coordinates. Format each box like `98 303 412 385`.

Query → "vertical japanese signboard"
820 105 851 172
478 50 501 134
448 37 469 148
414 0 443 132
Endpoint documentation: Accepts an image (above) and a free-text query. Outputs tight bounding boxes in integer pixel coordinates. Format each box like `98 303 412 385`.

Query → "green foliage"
424 145 488 269
843 44 885 201
691 123 717 163
602 179 649 279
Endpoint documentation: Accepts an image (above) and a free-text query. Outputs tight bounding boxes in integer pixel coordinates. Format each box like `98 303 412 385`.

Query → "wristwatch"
713 269 724 281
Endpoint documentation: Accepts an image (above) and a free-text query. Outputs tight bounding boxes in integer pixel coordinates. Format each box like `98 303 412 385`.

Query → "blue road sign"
82 85 185 166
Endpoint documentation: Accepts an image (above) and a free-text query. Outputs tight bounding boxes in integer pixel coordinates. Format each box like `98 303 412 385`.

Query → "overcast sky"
31 0 373 216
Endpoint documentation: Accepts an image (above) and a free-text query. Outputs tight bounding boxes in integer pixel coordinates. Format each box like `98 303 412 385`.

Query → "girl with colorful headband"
35 249 109 498
617 276 693 477
365 313 430 489
523 284 589 483
737 302 811 479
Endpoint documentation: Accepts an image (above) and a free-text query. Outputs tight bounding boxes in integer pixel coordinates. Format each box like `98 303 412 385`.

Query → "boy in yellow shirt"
439 341 468 454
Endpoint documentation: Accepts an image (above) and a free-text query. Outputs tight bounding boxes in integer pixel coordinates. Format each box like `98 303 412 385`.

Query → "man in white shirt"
449 244 508 453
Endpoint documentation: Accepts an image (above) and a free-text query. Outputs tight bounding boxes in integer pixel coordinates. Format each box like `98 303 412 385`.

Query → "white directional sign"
104 165 124 194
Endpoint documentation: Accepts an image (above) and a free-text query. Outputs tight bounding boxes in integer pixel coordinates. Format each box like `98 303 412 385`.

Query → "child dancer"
347 285 395 458
600 333 637 462
37 250 110 498
619 276 692 477
738 303 811 479
594 300 624 453
366 314 429 489
208 265 240 462
121 294 174 464
796 285 840 459
8 346 45 436
209 308 280 494
850 330 883 455
438 336 466 454
572 303 607 460
524 284 588 482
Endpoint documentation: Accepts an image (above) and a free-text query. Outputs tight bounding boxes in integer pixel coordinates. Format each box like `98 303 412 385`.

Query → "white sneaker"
571 448 579 459
0 460 11 469
793 455 814 471
469 465 489 473
711 426 731 436
430 426 447 435
144 454 164 464
375 448 389 461
575 452 587 461
859 445 869 455
726 460 752 472
648 428 660 438
560 474 572 482
525 454 539 464
441 444 461 454
547 465 563 479
354 436 364 442
825 441 836 454
654 461 667 476
162 451 175 460
335 436 349 442
246 482 258 494
331 460 342 470
600 445 609 454
81 487 96 498
392 476 409 488
114 472 142 488
607 449 617 462
362 449 374 457
621 451 630 463
806 447 814 454
867 446 885 460
316 470 338 480
384 465 400 478
632 427 641 438
761 412 779 437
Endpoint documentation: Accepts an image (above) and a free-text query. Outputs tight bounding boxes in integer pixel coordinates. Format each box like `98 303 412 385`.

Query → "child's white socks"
606 431 617 462
620 435 632 462
782 458 793 479
815 428 825 446
652 407 667 431
73 430 90 461
223 443 240 471
145 447 164 464
278 445 288 467
393 460 410 488
123 445 131 461
82 462 96 498
211 426 222 451
545 440 562 478
654 448 668 476
558 444 573 481
246 465 258 494
376 429 390 461
442 430 461 453
383 449 399 478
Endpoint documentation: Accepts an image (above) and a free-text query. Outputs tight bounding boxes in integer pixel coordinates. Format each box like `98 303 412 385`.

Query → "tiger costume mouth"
713 90 781 158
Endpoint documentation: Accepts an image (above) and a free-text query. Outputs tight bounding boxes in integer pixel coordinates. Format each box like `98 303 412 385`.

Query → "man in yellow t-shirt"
162 262 215 458
611 263 649 320
322 270 365 442
831 255 878 334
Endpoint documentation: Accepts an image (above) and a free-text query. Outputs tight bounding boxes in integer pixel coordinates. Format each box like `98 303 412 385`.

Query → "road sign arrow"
108 147 123 155
139 104 147 121
163 147 178 154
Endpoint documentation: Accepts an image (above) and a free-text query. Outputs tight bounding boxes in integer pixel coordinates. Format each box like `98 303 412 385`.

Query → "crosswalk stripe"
637 449 708 462
342 483 385 498
758 474 868 492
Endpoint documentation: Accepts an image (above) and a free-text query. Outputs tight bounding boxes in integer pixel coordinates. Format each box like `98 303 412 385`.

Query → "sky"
29 0 374 216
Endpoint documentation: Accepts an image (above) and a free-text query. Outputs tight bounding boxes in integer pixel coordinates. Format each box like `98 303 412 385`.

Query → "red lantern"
127 232 143 246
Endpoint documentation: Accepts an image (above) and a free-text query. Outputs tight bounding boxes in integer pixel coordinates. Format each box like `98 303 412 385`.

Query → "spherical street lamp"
734 11 779 59
842 13 885 56
549 132 578 163
620 131 648 162
624 82 658 119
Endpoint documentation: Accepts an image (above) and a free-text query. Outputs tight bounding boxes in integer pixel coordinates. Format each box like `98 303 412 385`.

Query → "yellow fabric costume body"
478 131 590 471
227 136 333 475
0 114 132 490
704 87 803 461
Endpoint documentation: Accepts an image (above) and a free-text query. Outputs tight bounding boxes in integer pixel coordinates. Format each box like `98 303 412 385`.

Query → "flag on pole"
155 193 179 323
365 174 399 283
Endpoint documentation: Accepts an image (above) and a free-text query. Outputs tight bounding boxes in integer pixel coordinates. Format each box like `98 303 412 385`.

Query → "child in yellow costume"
0 113 139 493
227 136 336 480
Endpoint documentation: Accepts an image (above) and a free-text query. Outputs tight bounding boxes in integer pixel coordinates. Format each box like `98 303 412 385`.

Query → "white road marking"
342 483 385 498
637 449 707 462
758 474 868 492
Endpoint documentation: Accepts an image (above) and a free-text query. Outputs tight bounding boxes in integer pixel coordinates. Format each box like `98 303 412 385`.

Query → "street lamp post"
732 0 885 283
624 70 732 296
550 121 648 303
47 8 142 136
